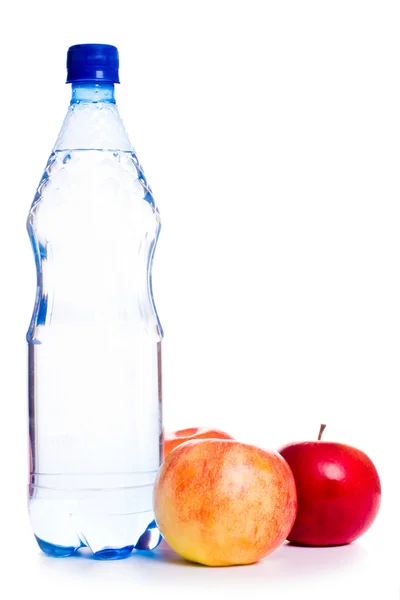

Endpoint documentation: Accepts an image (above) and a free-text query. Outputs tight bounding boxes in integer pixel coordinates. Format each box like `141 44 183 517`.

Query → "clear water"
27 137 163 557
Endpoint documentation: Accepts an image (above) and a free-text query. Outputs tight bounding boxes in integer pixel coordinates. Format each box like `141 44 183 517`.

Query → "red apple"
278 425 381 546
163 427 234 459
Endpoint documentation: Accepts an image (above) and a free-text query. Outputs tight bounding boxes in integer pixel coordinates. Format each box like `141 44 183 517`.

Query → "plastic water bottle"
27 44 163 559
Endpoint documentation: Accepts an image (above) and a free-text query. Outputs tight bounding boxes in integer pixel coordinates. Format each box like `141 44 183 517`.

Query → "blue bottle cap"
66 44 120 84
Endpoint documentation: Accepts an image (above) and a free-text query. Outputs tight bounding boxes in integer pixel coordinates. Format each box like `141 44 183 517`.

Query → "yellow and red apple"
154 438 297 566
163 427 234 459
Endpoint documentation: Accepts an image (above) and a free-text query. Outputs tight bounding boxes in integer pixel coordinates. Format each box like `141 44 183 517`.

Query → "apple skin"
163 427 234 459
278 440 381 546
154 438 297 566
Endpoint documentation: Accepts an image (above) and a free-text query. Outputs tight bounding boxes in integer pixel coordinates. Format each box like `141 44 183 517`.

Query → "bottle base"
35 520 162 559
35 536 81 558
29 471 161 558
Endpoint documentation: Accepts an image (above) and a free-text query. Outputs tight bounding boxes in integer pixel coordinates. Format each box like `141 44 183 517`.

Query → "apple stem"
318 424 327 440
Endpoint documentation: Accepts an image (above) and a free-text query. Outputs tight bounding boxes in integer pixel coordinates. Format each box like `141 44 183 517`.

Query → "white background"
0 0 399 598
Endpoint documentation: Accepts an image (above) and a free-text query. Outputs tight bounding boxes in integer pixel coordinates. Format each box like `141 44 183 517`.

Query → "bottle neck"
54 83 132 151
70 83 116 104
